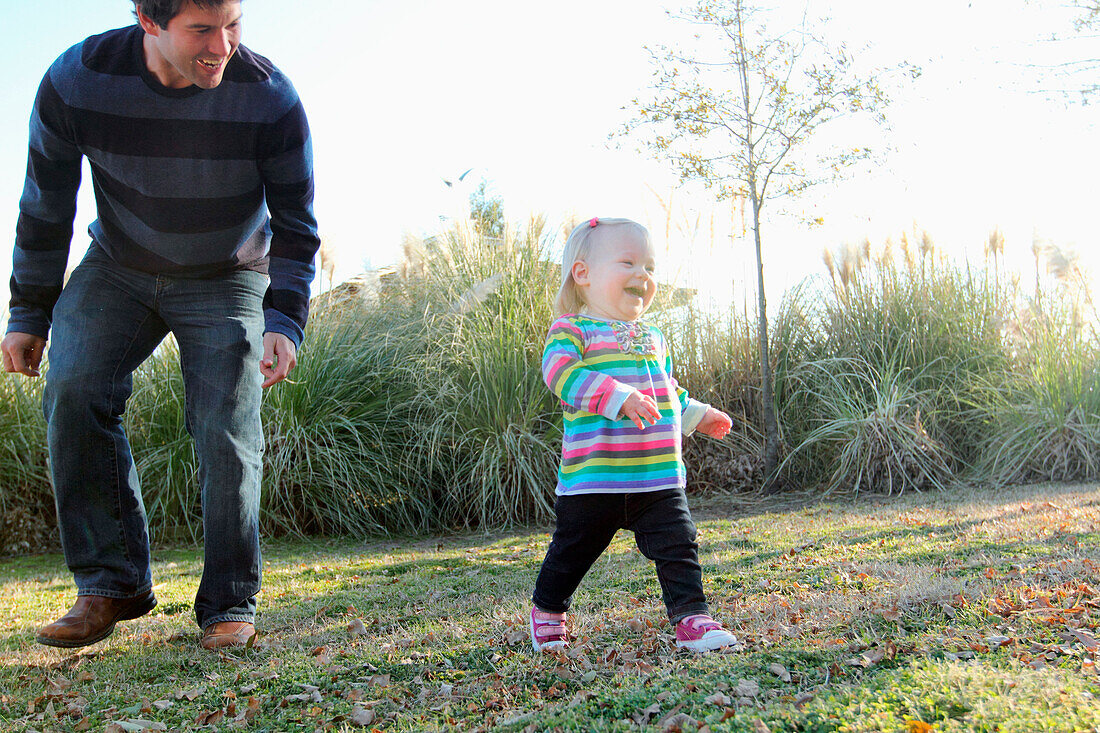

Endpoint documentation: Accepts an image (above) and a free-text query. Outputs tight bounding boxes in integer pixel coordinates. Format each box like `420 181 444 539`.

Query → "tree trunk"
748 190 780 486
733 0 779 489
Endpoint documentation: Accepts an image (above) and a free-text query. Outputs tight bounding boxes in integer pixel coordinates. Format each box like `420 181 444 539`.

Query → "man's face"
138 1 243 89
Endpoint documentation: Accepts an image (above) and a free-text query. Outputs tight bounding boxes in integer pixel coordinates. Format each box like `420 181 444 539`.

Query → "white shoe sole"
676 630 738 652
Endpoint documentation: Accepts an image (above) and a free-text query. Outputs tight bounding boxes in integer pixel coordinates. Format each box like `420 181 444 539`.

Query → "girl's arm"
543 318 658 427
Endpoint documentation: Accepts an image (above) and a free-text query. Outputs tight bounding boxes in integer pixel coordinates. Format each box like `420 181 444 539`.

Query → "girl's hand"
621 390 661 430
697 407 733 439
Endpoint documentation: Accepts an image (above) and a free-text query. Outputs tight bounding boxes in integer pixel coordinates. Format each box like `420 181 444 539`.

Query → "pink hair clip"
588 217 599 228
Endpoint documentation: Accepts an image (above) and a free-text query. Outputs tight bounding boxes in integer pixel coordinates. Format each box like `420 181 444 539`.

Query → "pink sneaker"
675 614 737 652
530 607 568 651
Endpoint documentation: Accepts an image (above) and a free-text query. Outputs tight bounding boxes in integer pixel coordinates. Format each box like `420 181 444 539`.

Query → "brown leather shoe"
200 621 256 649
36 592 157 648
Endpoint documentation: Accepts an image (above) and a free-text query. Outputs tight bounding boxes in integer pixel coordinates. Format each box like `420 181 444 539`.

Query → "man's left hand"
261 332 298 388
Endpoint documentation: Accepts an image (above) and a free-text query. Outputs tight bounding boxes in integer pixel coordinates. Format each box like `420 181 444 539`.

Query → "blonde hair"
554 217 652 317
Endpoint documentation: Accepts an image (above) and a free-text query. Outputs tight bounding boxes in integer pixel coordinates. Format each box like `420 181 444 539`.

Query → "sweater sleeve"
7 65 82 338
658 328 708 435
542 317 633 420
258 95 320 348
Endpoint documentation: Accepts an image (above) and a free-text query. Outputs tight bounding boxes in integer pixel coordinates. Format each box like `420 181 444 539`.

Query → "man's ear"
135 7 161 35
571 260 590 286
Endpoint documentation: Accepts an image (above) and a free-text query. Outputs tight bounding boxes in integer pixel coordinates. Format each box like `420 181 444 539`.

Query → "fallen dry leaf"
734 679 760 697
349 704 376 726
114 720 166 731
1073 630 1099 650
661 712 698 731
767 662 791 682
847 647 886 668
175 686 206 701
633 702 662 725
570 690 596 707
194 710 224 726
46 676 72 696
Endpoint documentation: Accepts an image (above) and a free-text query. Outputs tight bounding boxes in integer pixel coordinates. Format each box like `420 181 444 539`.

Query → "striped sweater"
542 314 709 495
7 25 319 346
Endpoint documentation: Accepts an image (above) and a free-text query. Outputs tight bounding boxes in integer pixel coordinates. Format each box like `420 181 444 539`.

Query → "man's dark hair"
133 0 235 29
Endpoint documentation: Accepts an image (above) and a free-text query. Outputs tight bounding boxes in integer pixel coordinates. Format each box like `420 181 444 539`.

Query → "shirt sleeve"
258 93 320 348
7 64 82 338
542 317 634 420
658 327 708 435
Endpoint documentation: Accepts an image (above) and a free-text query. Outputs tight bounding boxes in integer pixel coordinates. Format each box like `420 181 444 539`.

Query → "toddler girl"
530 217 737 653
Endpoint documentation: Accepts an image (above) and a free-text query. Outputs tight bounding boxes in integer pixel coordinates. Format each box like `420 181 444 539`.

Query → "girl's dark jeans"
532 488 709 623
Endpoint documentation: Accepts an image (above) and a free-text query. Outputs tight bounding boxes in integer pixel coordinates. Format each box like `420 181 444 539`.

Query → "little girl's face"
573 231 657 322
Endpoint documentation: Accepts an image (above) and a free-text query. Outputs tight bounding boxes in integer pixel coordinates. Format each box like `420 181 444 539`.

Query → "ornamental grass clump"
777 236 1010 492
0 368 52 552
781 358 952 494
398 218 563 529
976 298 1100 485
258 300 432 537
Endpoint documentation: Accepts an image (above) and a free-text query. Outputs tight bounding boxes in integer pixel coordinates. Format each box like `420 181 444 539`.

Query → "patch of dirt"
0 504 58 556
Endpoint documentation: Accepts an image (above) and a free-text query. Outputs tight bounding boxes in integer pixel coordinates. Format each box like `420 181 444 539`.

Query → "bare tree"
1020 0 1100 100
625 0 911 485
1061 0 1100 98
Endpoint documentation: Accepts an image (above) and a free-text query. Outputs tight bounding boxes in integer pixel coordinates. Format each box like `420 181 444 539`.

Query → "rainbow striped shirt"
542 314 708 495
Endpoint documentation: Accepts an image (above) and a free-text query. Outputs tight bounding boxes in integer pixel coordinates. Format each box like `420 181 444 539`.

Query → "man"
1 0 319 649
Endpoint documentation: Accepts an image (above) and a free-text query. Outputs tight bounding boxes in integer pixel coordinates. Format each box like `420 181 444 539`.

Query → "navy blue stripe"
34 75 75 144
92 216 266 275
15 213 73 252
27 147 82 192
8 278 62 319
258 101 310 159
270 230 319 264
265 176 314 203
77 109 263 160
91 162 264 234
94 216 203 272
84 150 261 198
80 26 140 77
264 288 308 329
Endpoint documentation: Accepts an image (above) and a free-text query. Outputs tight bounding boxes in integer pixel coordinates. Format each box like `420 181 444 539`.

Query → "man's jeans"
532 488 709 623
43 245 267 629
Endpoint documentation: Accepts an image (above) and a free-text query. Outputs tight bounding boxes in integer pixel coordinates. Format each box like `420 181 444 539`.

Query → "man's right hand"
1 332 47 377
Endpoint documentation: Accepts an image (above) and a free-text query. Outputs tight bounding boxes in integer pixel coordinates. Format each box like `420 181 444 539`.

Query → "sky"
0 0 1096 308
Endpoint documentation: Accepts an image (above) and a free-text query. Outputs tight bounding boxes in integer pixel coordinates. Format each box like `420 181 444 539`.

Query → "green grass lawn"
3 481 1100 732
